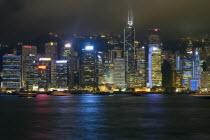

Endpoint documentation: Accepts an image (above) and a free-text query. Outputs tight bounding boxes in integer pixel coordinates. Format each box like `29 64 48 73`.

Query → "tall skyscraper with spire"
124 10 137 88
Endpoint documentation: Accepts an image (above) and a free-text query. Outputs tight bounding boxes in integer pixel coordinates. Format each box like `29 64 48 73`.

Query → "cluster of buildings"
1 12 210 93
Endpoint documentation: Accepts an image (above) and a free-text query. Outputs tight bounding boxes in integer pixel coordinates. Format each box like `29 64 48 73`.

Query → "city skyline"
1 0 210 42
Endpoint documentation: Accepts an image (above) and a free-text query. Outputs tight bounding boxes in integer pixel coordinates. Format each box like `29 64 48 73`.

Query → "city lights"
85 46 94 50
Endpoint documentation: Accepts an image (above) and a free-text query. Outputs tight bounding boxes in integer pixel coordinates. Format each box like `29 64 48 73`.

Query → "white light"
85 46 94 50
65 43 71 48
152 47 158 51
39 58 51 61
56 60 67 63
187 51 193 54
142 46 145 49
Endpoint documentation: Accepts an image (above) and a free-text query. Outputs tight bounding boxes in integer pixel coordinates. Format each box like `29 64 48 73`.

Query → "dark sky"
1 0 210 42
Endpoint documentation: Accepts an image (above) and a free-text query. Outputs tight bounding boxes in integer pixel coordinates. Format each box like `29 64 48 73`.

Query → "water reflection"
1 94 210 139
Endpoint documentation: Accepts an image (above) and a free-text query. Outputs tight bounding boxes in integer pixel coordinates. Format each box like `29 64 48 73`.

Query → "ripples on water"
0 94 210 140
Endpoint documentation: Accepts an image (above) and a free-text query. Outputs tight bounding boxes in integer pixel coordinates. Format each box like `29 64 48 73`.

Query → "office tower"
2 54 21 92
186 40 193 54
124 10 137 88
21 45 37 88
148 29 162 88
175 51 181 70
114 58 126 90
55 60 68 90
136 46 147 87
25 54 38 91
97 51 104 86
181 59 193 88
108 46 122 63
37 58 52 91
172 70 182 88
104 62 114 84
193 50 202 79
80 45 97 91
45 42 58 87
201 71 210 92
62 43 74 88
45 42 58 60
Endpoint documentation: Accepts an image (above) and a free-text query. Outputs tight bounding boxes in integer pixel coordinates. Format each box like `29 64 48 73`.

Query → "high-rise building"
114 58 126 89
25 54 38 91
80 45 97 91
181 59 193 88
45 42 58 87
172 70 182 88
21 45 37 88
108 46 122 63
2 54 21 92
55 60 68 90
201 71 210 92
37 58 52 91
104 62 114 84
62 43 74 88
136 46 147 87
124 10 137 88
148 29 162 88
45 42 58 60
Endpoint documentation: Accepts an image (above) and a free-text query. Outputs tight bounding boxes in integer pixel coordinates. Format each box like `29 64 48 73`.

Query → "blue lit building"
181 59 193 88
2 54 21 92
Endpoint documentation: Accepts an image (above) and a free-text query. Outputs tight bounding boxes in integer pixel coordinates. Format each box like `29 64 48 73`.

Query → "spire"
128 10 133 26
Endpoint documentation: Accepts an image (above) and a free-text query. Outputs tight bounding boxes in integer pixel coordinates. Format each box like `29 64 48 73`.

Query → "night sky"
1 0 210 42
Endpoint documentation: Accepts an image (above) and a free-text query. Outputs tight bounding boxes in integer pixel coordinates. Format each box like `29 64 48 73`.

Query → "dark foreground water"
0 94 210 140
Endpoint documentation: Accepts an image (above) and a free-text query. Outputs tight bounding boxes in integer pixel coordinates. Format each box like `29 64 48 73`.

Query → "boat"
190 93 210 98
51 91 71 96
19 92 37 97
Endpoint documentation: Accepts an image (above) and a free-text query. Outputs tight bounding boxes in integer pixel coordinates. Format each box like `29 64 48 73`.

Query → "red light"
7 54 14 56
154 29 158 32
24 46 31 48
38 65 47 69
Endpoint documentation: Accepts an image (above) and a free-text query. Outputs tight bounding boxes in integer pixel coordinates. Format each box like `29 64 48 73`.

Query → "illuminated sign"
154 29 159 32
56 60 67 63
24 46 31 48
38 65 47 69
85 46 94 50
65 43 71 48
39 58 51 61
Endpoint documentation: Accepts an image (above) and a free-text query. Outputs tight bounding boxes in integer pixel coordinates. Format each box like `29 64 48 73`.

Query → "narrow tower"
124 10 136 88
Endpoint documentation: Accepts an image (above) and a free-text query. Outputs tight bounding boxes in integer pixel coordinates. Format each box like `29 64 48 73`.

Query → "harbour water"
0 94 210 140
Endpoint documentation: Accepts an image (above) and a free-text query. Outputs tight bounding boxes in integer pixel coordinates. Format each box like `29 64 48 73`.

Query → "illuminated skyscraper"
45 42 58 87
181 59 193 88
124 10 136 88
2 54 21 92
37 58 52 91
136 46 147 87
80 45 97 91
25 54 38 91
55 60 68 90
148 29 162 88
45 42 58 60
114 58 126 89
21 45 37 88
62 43 74 88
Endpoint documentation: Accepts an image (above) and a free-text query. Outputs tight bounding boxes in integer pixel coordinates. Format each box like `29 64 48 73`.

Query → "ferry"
19 92 37 97
51 91 71 96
